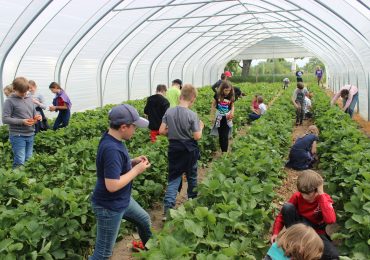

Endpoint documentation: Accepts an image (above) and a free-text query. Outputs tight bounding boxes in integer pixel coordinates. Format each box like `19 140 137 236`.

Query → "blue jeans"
248 113 261 121
163 161 198 213
9 134 34 168
53 109 70 130
343 93 358 118
89 197 152 260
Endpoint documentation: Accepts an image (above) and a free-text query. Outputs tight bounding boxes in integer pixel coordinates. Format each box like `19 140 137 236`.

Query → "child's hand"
23 118 35 126
270 234 278 244
133 159 151 175
34 115 42 121
132 156 148 167
199 120 204 130
227 113 234 120
49 106 56 112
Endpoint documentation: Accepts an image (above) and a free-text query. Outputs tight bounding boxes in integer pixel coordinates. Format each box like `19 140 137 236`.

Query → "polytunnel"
0 0 369 118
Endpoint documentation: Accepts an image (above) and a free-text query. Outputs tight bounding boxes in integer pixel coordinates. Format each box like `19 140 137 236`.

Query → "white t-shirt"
304 97 311 113
259 103 267 115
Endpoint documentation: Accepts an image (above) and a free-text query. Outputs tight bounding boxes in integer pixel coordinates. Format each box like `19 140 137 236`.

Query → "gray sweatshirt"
2 93 37 136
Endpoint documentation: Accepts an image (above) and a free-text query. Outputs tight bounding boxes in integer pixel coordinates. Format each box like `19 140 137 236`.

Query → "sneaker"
132 240 145 252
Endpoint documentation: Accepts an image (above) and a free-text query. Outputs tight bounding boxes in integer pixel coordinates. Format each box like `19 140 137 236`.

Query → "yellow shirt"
166 87 181 107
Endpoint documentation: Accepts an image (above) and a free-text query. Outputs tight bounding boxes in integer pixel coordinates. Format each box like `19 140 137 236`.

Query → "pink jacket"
331 85 358 111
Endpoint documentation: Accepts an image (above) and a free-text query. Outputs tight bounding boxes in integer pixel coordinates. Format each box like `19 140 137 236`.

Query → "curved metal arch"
205 30 344 87
283 0 366 75
202 0 359 82
0 0 52 110
179 3 303 83
96 2 176 106
149 3 242 89
203 23 347 86
14 0 73 81
189 13 345 86
316 0 368 41
54 0 123 86
210 35 339 83
128 2 211 96
204 34 336 88
198 0 362 82
166 3 297 85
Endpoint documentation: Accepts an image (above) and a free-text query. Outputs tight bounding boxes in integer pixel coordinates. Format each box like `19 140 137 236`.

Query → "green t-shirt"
166 87 181 107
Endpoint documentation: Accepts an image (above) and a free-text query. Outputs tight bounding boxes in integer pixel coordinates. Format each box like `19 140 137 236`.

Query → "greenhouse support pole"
347 70 350 83
356 76 359 114
0 1 52 116
368 73 370 121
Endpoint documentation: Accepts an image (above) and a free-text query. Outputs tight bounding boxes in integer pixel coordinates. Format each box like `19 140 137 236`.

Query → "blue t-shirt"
315 69 323 78
296 71 303 78
91 132 132 212
267 242 290 260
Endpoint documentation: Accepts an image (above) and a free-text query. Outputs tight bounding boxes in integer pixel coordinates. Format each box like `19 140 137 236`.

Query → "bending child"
286 125 319 170
265 223 324 260
271 170 339 260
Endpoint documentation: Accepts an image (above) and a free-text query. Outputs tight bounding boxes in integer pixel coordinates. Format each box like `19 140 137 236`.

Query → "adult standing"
144 84 170 142
296 70 304 82
211 71 232 94
330 85 359 118
315 66 324 87
166 79 182 108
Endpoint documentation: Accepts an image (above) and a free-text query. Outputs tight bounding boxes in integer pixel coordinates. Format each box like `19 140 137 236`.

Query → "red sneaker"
132 240 145 252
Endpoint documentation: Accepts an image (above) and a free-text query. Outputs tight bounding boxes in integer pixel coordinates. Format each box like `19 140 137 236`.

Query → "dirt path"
111 92 283 259
273 119 312 206
111 151 224 260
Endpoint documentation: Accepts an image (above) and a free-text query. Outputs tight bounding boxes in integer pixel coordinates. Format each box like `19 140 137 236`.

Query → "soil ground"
110 87 370 259
110 154 222 260
110 92 284 259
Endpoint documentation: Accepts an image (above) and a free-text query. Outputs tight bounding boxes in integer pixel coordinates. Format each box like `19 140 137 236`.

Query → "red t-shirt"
252 100 259 110
272 192 336 235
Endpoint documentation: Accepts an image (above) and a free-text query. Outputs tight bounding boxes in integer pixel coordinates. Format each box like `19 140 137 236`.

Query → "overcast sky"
251 57 311 67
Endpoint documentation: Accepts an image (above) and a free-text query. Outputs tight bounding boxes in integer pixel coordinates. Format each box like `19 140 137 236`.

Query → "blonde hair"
3 84 14 96
12 77 29 93
180 84 197 101
277 223 324 260
297 170 323 194
307 125 319 136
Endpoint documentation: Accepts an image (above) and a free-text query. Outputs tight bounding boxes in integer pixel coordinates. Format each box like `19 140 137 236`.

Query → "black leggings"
282 203 339 260
218 116 230 152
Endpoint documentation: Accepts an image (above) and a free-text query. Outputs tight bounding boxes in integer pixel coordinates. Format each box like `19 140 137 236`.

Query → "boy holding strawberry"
2 77 41 168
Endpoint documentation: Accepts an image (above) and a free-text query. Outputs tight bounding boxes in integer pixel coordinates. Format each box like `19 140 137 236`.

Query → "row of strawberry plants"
0 83 281 258
310 85 370 259
0 84 271 258
139 87 295 259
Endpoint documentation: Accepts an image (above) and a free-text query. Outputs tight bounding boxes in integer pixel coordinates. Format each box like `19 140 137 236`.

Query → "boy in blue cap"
89 104 152 259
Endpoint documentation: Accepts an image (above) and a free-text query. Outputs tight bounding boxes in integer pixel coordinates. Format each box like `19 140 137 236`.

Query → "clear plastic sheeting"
0 0 369 119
